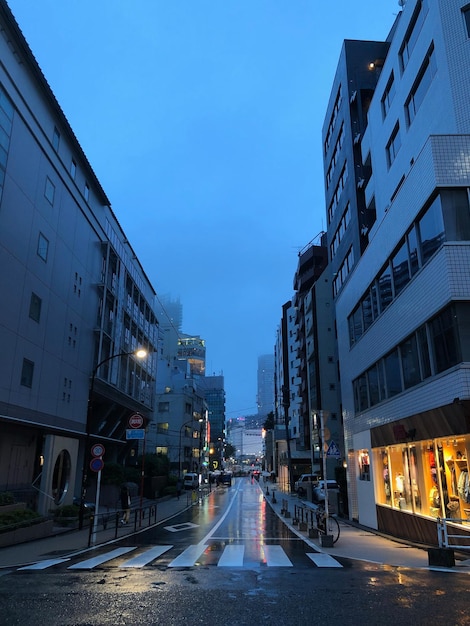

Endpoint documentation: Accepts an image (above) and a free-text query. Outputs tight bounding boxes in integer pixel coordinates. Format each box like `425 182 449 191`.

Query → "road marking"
263 545 293 567
164 522 198 533
168 544 208 567
217 544 245 567
120 545 173 568
19 558 70 570
307 553 343 568
68 547 135 569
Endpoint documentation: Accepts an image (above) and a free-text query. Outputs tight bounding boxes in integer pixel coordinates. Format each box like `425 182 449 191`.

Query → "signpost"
128 413 144 429
90 444 105 546
127 413 146 526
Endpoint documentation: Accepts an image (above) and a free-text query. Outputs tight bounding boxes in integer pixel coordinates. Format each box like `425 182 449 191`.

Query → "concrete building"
256 354 274 419
331 0 470 544
0 1 158 514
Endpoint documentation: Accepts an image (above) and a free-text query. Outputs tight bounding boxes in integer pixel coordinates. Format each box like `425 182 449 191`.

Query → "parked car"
312 480 340 504
183 473 199 490
294 474 320 496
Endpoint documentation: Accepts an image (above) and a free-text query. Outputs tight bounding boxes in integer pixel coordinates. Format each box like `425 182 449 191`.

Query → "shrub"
0 508 41 530
0 492 14 506
53 504 80 518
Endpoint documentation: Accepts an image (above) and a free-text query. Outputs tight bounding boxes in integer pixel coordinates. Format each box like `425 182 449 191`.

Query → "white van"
183 473 199 490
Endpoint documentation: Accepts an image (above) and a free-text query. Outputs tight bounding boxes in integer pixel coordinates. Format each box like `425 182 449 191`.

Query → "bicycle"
315 506 340 544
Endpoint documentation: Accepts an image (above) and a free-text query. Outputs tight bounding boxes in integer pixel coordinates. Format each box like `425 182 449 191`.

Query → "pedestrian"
120 485 131 525
176 479 182 500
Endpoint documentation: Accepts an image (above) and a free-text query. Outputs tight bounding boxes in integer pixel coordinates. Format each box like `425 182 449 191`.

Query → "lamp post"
78 348 148 529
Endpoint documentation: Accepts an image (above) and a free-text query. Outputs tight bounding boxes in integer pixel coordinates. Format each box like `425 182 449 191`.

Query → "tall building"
257 354 274 419
0 1 158 514
329 0 470 544
198 375 226 470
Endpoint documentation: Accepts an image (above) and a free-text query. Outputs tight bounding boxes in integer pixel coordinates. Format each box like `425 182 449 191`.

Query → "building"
0 1 158 514
197 375 226 471
331 0 470 544
256 354 274 419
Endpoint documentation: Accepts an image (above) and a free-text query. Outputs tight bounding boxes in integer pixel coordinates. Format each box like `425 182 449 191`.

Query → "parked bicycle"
315 506 340 544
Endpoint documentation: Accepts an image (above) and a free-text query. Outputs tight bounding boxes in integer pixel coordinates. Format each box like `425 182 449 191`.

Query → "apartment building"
0 2 158 514
333 0 470 544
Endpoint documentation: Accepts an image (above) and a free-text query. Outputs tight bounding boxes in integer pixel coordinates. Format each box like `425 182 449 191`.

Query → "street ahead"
0 477 469 625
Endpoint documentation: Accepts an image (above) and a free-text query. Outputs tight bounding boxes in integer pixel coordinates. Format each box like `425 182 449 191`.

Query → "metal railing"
88 503 157 546
437 517 470 551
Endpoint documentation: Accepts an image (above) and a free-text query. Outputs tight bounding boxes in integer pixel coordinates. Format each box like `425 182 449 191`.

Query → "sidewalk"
260 481 470 573
0 494 192 569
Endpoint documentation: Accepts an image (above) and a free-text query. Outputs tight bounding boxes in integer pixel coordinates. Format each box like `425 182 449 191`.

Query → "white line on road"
19 558 71 570
217 544 245 567
307 552 343 567
68 547 135 569
120 545 174 568
263 545 293 567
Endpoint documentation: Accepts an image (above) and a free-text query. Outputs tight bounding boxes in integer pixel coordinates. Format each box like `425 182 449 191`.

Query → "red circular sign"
91 443 105 458
90 457 104 473
129 413 144 428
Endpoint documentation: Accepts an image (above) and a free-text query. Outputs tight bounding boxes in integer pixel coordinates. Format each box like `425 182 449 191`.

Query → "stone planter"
0 519 54 548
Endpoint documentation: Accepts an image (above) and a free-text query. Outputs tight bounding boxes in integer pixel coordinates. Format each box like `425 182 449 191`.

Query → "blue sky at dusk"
7 0 400 417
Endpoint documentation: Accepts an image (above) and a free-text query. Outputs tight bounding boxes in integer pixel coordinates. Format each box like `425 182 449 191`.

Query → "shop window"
358 450 370 481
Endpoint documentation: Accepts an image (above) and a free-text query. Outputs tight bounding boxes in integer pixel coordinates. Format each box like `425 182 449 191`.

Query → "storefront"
366 401 470 544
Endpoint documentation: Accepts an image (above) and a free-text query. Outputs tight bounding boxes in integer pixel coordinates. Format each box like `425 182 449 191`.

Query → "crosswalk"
17 542 343 571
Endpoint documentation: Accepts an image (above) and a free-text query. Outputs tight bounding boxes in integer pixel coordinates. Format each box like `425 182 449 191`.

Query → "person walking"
176 479 183 500
120 485 131 525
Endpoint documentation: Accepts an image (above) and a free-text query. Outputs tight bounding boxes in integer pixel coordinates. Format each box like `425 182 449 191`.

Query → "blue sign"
126 429 145 440
326 440 341 458
90 457 104 472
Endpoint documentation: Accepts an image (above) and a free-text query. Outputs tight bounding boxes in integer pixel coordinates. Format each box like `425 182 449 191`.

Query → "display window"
372 437 470 524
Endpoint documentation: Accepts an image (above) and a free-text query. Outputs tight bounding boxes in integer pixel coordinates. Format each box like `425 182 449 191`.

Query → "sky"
7 0 400 419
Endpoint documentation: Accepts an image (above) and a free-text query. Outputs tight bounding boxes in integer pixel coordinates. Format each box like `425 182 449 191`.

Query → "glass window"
358 450 370 481
378 263 392 312
70 159 76 180
381 71 395 117
400 0 426 70
29 293 42 322
349 305 363 345
20 358 34 387
362 290 373 331
417 326 432 379
386 123 401 167
37 233 49 262
392 239 411 297
44 177 55 205
367 364 381 406
84 183 90 202
429 306 461 373
400 334 421 389
463 6 470 38
52 126 60 152
384 349 402 397
407 225 420 276
418 196 445 264
158 401 169 412
406 45 436 125
353 374 368 412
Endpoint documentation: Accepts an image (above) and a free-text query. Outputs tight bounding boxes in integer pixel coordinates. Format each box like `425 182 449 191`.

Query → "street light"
78 348 148 529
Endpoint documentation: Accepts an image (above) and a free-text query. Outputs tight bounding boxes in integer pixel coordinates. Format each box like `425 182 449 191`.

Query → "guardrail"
88 503 157 546
437 517 470 551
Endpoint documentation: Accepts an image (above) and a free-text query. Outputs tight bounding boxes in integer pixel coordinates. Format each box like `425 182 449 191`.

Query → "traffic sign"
90 457 104 472
128 413 144 428
326 440 341 458
126 428 145 440
91 443 105 458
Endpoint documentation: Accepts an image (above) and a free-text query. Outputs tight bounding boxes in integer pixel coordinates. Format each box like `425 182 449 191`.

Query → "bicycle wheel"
325 515 340 544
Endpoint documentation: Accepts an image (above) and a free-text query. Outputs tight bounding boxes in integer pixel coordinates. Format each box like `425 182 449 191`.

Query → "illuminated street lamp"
78 348 148 529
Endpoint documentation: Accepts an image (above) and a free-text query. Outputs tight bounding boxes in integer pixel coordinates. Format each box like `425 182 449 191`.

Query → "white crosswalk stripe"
217 544 245 567
307 553 343 568
17 543 344 571
120 545 173 568
167 544 208 568
68 547 135 570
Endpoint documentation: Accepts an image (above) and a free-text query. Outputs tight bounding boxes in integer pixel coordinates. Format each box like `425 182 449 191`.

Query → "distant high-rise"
257 354 274 418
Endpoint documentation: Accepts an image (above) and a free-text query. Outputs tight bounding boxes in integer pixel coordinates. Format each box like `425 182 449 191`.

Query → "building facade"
333 0 470 543
0 2 158 514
